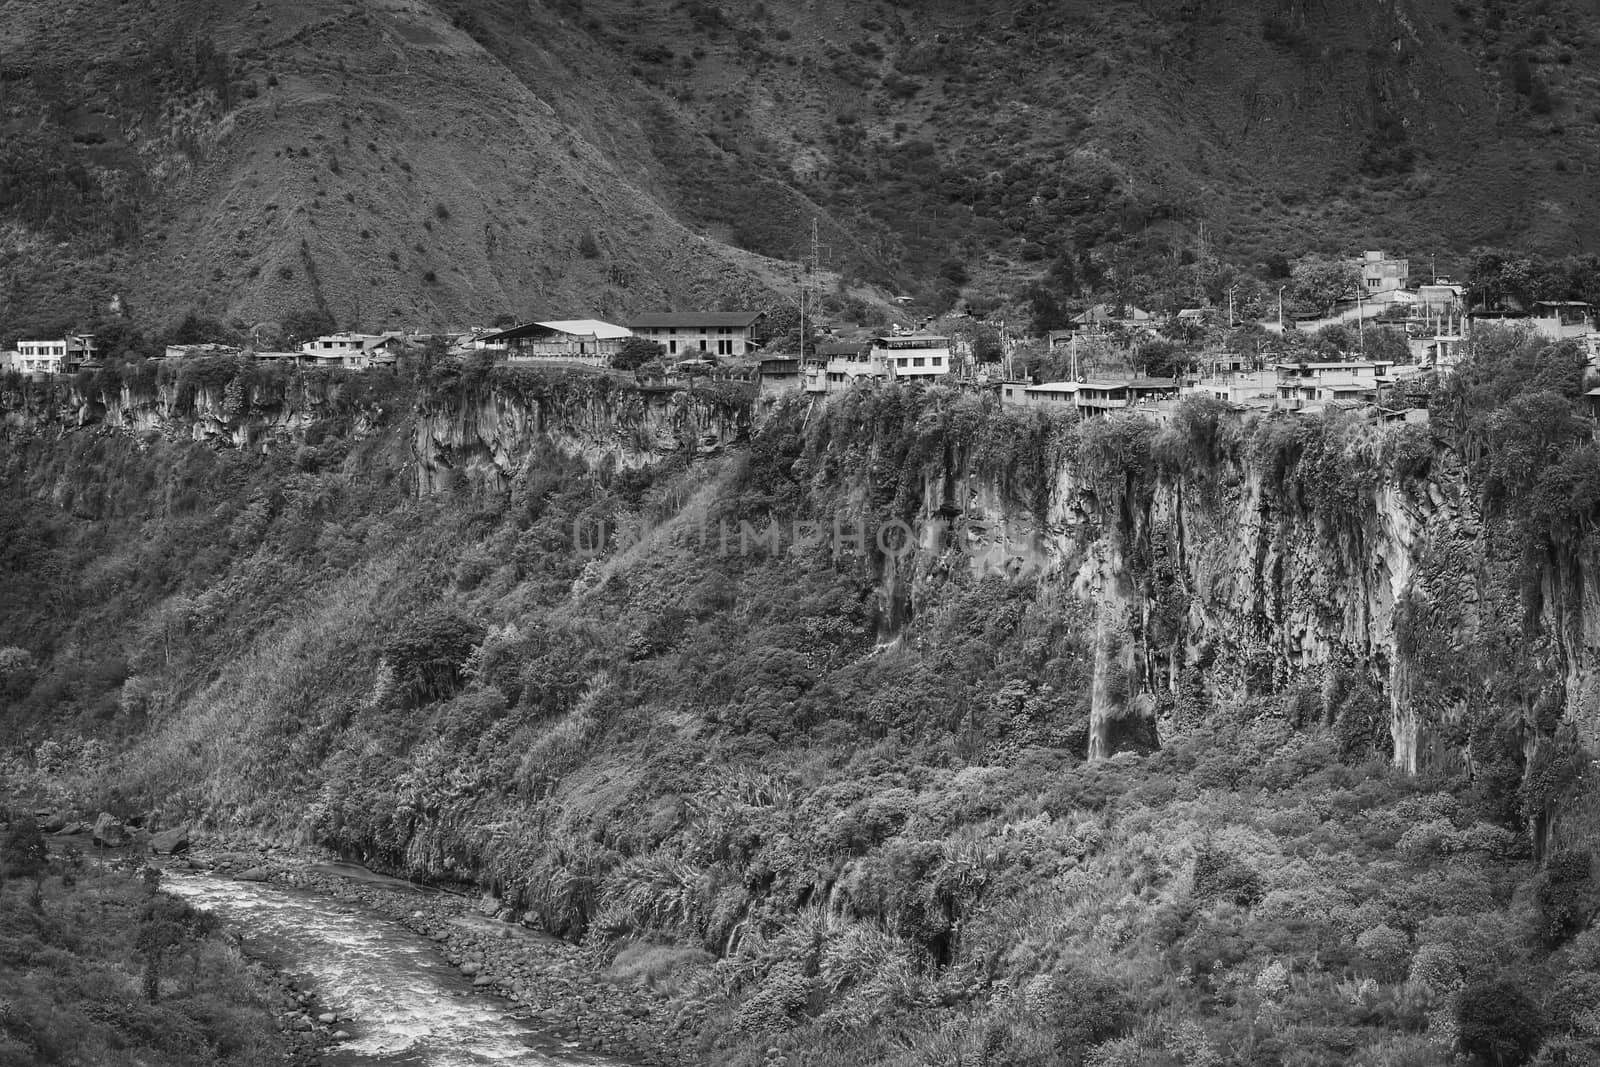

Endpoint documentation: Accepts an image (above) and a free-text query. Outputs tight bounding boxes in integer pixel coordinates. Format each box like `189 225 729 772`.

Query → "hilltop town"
6 249 1595 430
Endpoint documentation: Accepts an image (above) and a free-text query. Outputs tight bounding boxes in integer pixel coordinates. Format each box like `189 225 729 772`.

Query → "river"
164 872 624 1066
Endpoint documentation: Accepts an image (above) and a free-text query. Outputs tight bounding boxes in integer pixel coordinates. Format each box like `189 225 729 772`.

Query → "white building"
870 333 952 380
14 336 96 374
298 333 404 369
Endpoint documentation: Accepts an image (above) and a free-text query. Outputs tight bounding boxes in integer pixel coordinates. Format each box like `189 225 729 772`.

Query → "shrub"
1456 979 1545 1066
1356 924 1412 983
1534 849 1594 949
1191 845 1263 907
382 610 486 706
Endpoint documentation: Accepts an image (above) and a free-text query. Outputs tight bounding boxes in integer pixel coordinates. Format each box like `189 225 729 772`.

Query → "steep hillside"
7 331 1600 1063
4 0 1599 337
0 0 815 336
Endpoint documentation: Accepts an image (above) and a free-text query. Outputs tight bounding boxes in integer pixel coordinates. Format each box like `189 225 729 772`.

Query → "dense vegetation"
4 339 1600 1064
0 825 291 1066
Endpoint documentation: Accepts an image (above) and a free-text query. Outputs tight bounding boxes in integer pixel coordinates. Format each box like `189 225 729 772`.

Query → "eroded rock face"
412 381 751 495
853 420 1590 776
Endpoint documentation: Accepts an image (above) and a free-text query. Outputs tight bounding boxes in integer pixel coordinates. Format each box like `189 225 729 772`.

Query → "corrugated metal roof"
537 319 632 339
629 311 763 328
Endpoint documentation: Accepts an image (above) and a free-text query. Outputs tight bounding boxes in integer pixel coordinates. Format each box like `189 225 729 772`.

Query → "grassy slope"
6 361 1600 1064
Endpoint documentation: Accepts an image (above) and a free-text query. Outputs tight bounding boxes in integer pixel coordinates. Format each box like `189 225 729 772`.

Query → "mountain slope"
2 0 1598 335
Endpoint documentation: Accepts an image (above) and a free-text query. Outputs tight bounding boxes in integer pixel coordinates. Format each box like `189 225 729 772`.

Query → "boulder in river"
54 821 89 836
236 866 273 882
91 812 127 848
150 824 190 855
38 811 66 833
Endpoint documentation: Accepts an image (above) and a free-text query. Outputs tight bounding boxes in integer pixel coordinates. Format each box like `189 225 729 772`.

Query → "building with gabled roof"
475 319 631 366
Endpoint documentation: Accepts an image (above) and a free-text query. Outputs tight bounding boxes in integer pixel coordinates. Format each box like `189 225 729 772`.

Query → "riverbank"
0 846 315 1066
165 842 698 1066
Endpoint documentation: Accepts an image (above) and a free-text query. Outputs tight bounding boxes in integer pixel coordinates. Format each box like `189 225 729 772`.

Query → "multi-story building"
1360 250 1409 295
627 312 763 358
14 335 96 374
298 333 408 369
1274 360 1395 406
869 333 952 380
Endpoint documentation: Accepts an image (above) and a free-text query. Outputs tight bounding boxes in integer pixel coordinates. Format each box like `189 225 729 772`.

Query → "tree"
614 337 666 371
1022 283 1072 335
0 646 37 698
1359 325 1410 365
1456 978 1545 1066
1291 255 1361 315
282 307 337 347
383 610 486 706
1 815 48 906
1534 849 1594 948
1133 339 1187 378
136 886 216 1004
166 311 239 347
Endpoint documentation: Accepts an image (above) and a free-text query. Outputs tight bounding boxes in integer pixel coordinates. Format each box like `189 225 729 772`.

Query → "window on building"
718 339 732 356
897 357 908 367
698 340 707 352
668 341 678 354
913 357 926 367
932 356 943 366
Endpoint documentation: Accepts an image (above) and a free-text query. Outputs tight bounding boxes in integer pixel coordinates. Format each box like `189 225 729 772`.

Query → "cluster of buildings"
0 311 769 377
756 331 960 395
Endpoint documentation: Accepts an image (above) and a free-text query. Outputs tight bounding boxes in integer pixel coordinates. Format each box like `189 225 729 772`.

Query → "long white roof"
538 319 631 339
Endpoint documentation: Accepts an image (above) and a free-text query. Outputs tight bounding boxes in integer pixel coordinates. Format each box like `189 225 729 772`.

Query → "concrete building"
14 335 96 374
298 333 397 369
628 312 763 358
756 357 807 394
1360 250 1409 295
1531 301 1594 342
1182 370 1278 407
1274 360 1395 407
870 333 952 380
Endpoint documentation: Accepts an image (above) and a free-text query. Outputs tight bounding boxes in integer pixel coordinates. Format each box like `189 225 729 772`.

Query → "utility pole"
796 218 822 390
1357 287 1367 361
1278 286 1286 333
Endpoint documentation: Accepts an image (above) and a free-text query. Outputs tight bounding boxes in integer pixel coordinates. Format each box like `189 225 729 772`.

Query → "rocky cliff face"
820 404 1589 790
412 378 752 495
0 372 394 450
2 368 750 494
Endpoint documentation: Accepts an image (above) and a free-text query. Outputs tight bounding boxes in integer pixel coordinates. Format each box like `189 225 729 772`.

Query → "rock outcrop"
412 373 752 494
91 812 127 848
